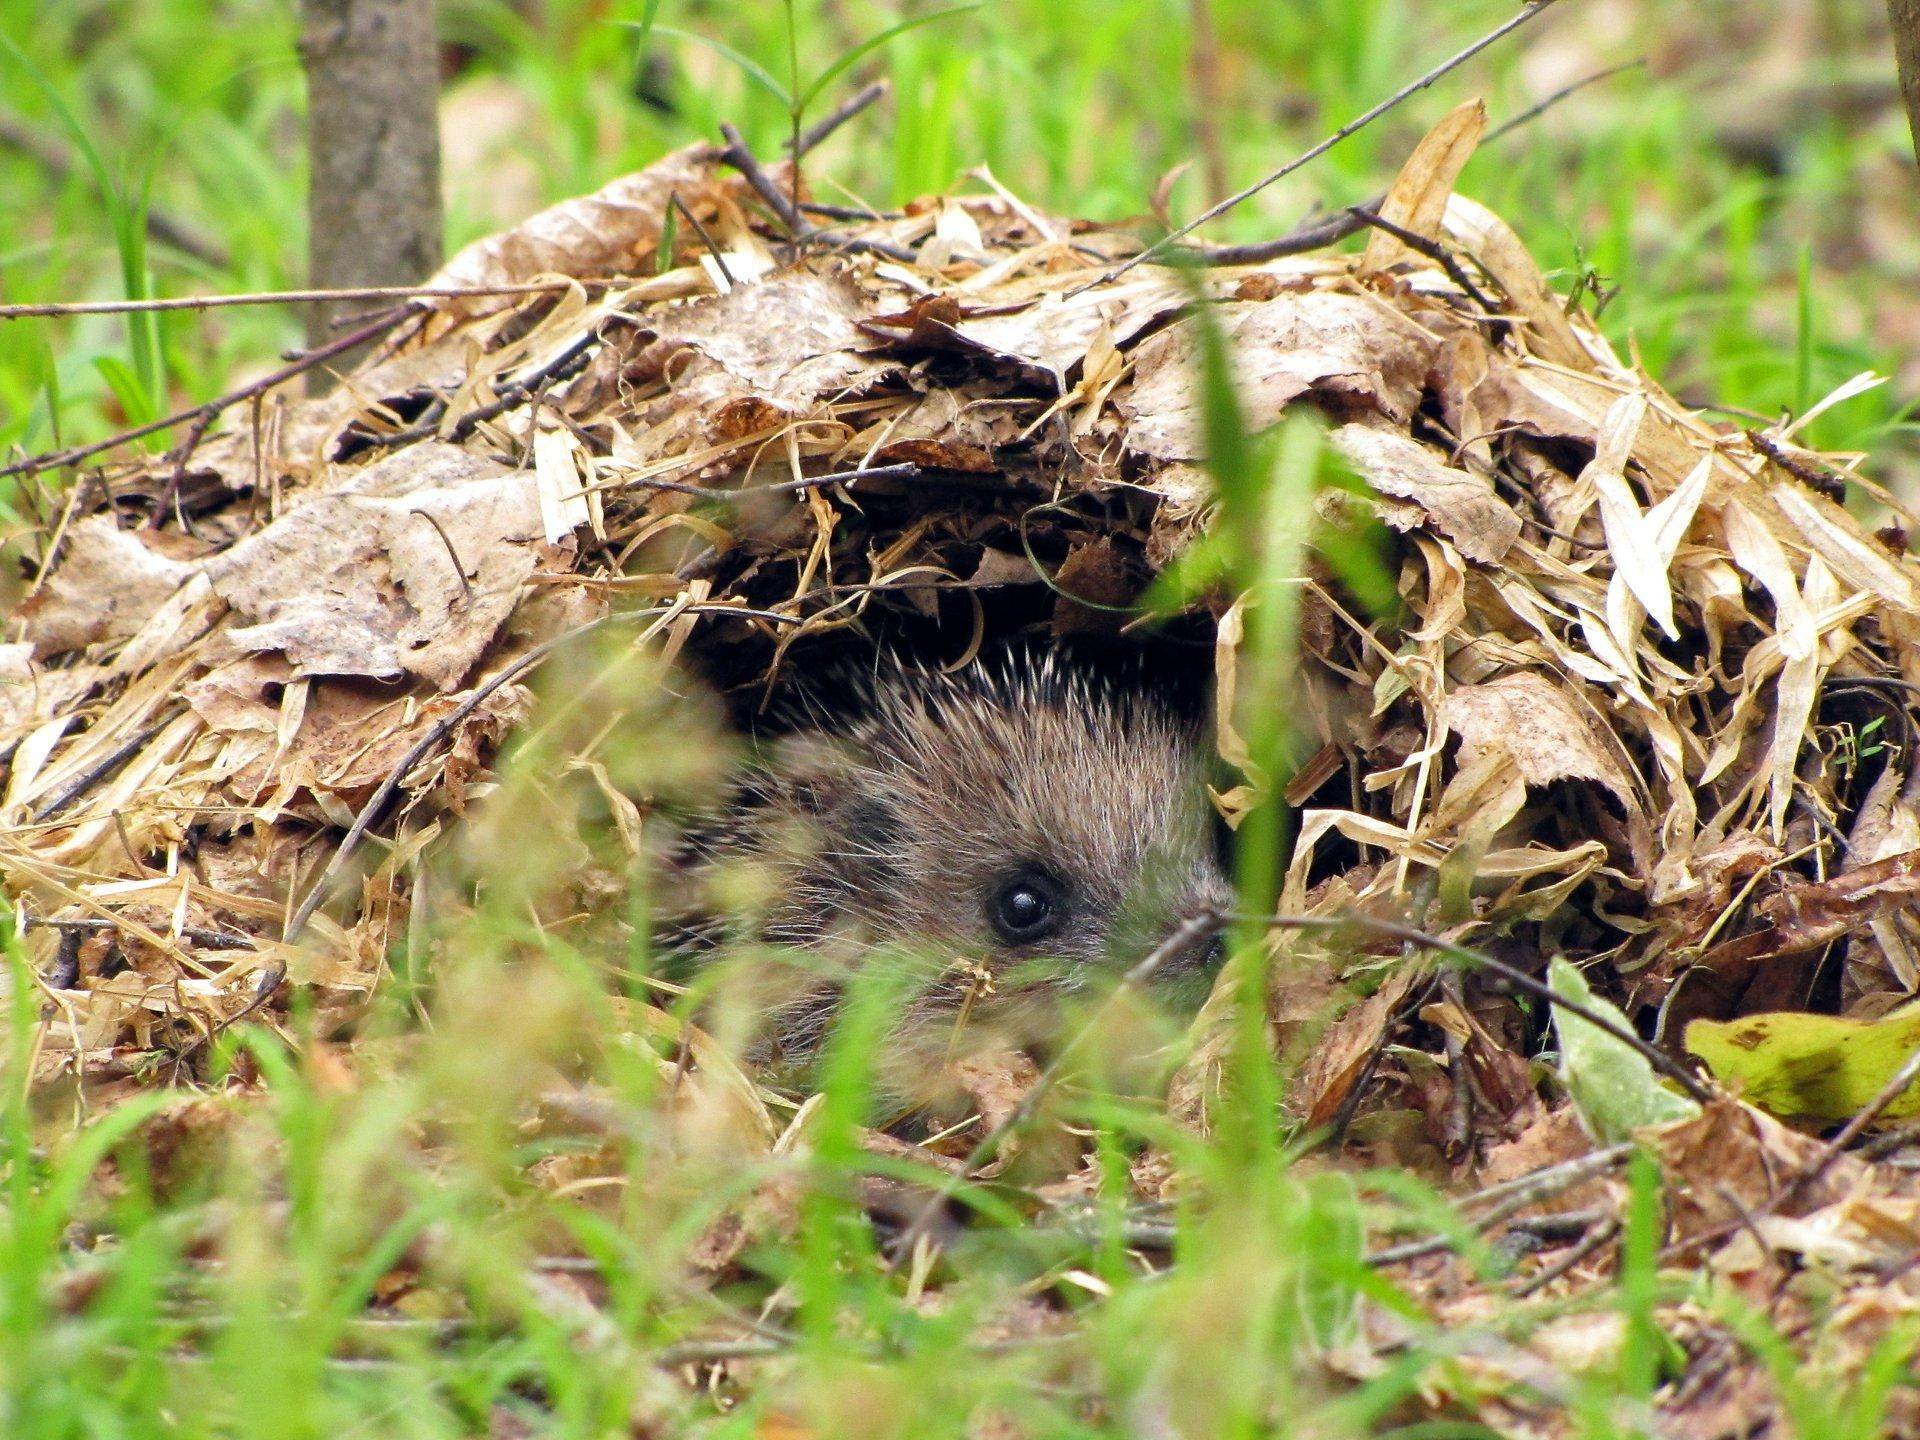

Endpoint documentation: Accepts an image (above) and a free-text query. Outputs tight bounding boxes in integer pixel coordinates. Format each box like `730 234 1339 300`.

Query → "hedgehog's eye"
988 871 1063 944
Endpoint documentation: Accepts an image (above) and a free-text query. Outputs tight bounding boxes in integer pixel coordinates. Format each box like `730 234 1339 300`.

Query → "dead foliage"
7 108 1920 1432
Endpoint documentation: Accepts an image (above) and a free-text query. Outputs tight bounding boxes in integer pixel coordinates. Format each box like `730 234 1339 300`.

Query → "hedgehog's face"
795 658 1233 1001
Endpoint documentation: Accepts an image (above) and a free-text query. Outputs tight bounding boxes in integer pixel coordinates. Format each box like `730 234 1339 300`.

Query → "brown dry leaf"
20 518 200 657
1648 1096 1862 1242
1360 98 1487 273
1701 846 1920 979
427 144 727 320
1121 289 1438 460
204 443 564 687
1293 969 1415 1129
1330 421 1520 563
1441 673 1644 830
950 1049 1042 1135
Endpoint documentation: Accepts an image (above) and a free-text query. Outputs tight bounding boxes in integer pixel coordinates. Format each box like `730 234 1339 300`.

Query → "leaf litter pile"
8 100 1920 1433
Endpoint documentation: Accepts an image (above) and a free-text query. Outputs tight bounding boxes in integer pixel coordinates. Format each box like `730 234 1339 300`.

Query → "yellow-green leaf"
1685 1004 1920 1122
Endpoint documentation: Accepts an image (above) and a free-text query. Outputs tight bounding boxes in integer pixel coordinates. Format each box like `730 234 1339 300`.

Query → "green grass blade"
797 2 985 116
649 25 793 109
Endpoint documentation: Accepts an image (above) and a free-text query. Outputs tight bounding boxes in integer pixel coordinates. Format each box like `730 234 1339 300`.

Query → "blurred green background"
0 0 1913 506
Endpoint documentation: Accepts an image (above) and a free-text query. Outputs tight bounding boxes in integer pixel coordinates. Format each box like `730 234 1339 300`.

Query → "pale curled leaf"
1122 290 1438 460
1330 422 1520 563
1581 392 1683 642
1360 98 1486 273
1549 957 1699 1143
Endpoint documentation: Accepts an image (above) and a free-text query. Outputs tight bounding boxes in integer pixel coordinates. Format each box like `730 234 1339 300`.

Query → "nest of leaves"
8 104 1920 1431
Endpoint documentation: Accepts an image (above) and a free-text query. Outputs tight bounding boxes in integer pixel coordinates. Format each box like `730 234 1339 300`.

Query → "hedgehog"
655 646 1233 1080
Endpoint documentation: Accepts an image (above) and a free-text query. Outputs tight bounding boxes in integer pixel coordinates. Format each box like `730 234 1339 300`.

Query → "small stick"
1345 205 1502 316
719 122 807 237
353 330 601 455
1461 1143 1635 1210
0 309 410 481
1166 54 1634 270
790 80 889 158
668 190 736 286
30 706 187 822
719 123 920 265
23 914 256 952
1081 0 1563 291
408 510 473 601
754 460 921 495
1509 1216 1620 1297
1482 58 1646 144
1367 1150 1631 1269
0 280 633 323
799 199 899 222
147 407 219 532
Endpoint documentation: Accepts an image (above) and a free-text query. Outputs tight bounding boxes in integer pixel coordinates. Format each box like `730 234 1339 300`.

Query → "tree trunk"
1891 0 1920 167
299 0 443 371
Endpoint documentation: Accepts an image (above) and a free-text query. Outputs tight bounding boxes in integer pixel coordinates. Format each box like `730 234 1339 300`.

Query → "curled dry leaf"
204 443 568 688
427 143 731 322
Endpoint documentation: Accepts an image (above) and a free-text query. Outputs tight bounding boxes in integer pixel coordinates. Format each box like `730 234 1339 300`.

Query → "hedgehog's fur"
658 647 1232 1075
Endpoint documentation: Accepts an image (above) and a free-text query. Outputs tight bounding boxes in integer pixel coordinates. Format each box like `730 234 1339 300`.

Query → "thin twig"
147 406 219 532
1168 54 1634 270
790 80 889 158
1460 1143 1635 1210
0 309 410 481
668 190 736 286
719 122 806 236
1081 0 1563 291
719 122 920 265
1510 1216 1620 1297
352 329 601 456
1482 58 1646 144
30 706 188 822
22 914 257 952
408 510 473 601
1345 205 1501 315
1367 1148 1631 1269
0 280 632 322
